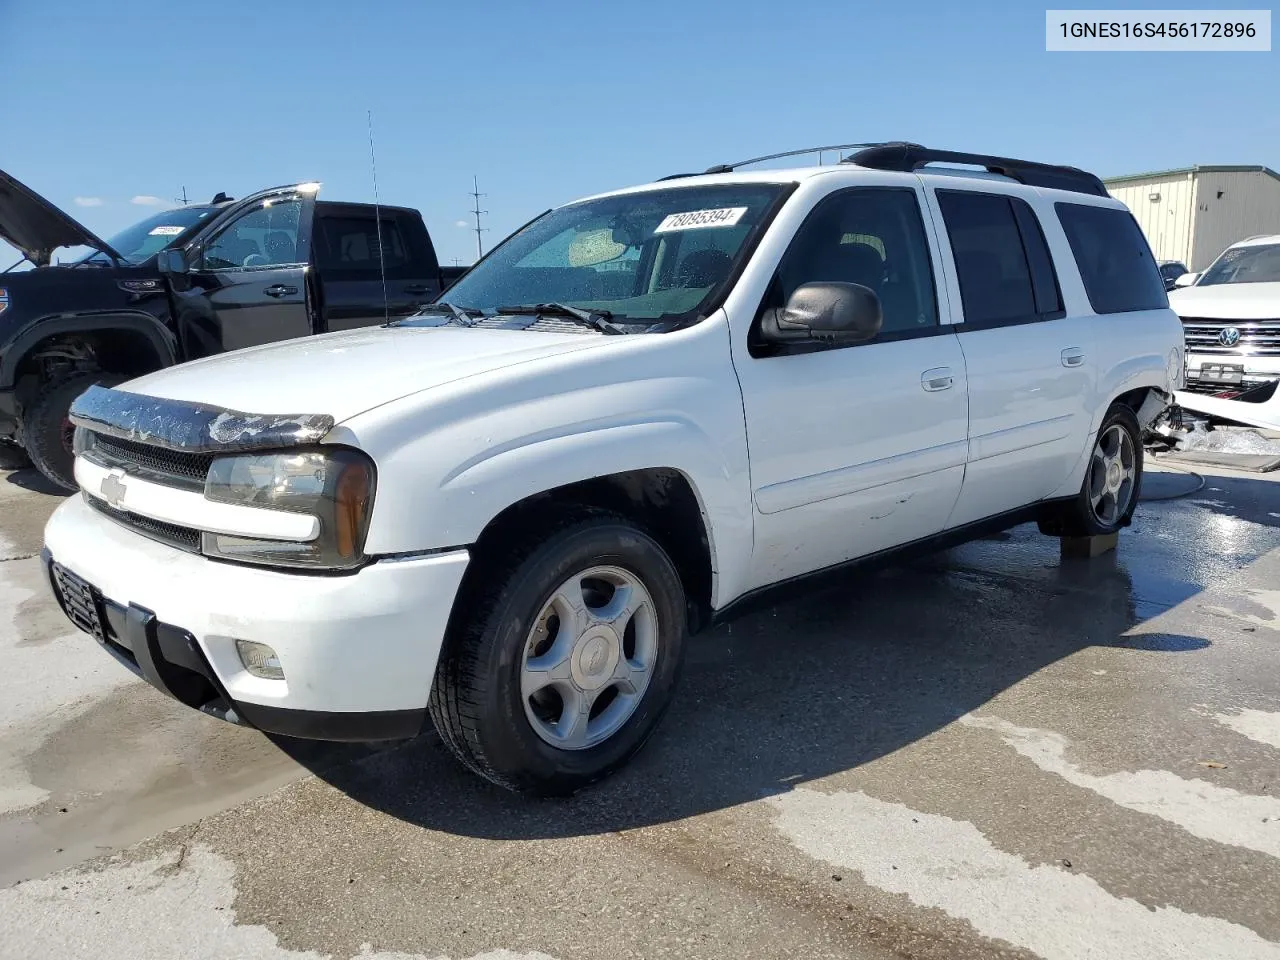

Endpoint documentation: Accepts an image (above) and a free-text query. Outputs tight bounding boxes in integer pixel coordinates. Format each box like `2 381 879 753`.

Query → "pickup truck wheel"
428 512 686 796
1040 403 1143 539
23 373 123 492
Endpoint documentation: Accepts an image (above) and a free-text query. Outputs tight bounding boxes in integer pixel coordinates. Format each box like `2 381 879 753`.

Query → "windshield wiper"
394 301 481 327
496 302 625 335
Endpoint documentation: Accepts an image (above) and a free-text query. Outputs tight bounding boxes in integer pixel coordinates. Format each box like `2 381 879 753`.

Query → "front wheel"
428 511 687 796
22 373 123 492
1039 403 1143 538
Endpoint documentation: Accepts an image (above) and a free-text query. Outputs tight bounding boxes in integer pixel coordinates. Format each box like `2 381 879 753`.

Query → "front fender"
0 311 177 391
334 319 755 607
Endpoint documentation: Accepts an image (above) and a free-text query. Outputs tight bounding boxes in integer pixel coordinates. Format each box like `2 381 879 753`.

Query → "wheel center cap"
571 629 619 691
1107 461 1122 489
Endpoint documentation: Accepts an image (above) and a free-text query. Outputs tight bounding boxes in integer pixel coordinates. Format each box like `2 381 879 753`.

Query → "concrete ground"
2 457 1279 959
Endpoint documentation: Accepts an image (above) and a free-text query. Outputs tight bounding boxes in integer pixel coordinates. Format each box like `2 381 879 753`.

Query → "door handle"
921 367 954 392
404 284 431 295
264 284 298 298
1061 347 1086 368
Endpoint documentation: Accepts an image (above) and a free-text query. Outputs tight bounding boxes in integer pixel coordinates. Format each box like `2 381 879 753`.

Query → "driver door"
177 187 318 357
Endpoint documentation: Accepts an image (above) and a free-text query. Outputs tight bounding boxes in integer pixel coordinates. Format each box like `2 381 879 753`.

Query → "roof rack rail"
700 143 889 176
844 142 1108 197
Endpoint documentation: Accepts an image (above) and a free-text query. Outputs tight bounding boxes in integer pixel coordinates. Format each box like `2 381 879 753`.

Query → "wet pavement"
2 459 1278 959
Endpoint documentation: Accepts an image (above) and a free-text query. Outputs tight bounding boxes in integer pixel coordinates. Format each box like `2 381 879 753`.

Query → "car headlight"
202 448 375 570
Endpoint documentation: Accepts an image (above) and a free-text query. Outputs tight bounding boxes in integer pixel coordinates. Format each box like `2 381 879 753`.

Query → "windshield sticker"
148 225 185 236
654 207 748 233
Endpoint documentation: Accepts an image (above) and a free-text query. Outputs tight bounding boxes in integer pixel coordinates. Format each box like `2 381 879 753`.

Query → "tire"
22 373 123 492
428 509 687 796
1039 402 1143 539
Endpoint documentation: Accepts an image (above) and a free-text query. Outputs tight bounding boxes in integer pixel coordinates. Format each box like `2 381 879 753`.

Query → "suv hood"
0 168 124 267
118 325 615 423
1168 282 1280 319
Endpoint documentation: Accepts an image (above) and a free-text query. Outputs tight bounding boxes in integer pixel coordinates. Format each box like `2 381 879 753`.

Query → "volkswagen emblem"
99 469 128 509
1219 326 1242 347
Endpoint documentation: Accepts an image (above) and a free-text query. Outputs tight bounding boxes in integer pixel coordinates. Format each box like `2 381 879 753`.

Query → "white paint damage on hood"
118 325 615 424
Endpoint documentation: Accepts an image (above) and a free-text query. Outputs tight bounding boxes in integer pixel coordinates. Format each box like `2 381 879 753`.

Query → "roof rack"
844 142 1108 197
694 143 890 176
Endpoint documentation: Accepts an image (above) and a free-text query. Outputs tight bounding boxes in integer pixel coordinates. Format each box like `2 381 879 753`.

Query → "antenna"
368 110 390 325
175 186 189 205
469 175 488 259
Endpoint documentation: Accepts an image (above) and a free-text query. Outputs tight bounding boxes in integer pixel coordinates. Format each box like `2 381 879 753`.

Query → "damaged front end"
68 384 335 454
64 385 374 570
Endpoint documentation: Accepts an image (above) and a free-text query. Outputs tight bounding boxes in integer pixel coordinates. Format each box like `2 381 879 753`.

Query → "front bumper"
42 495 471 741
1185 352 1280 393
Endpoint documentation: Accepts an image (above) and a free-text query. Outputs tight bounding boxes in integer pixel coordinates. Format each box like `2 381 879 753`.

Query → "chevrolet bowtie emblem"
99 469 128 509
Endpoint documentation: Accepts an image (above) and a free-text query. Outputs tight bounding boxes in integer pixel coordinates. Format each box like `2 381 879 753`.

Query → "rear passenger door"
926 185 1097 527
313 208 441 332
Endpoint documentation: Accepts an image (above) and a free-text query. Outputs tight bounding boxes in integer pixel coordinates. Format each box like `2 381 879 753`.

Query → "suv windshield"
438 183 787 324
81 206 218 265
1198 243 1280 286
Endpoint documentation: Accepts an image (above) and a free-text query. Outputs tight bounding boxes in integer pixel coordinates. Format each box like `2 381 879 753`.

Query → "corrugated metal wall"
1189 171 1280 271
1106 173 1197 265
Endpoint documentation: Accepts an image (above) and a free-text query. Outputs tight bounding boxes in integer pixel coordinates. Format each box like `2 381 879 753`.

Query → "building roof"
1104 165 1280 186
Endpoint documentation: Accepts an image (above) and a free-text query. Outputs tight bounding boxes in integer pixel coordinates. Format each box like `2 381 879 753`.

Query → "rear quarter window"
1055 203 1168 314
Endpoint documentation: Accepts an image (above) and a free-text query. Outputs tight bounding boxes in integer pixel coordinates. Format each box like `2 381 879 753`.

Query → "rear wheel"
1039 402 1143 538
22 373 122 492
428 510 687 796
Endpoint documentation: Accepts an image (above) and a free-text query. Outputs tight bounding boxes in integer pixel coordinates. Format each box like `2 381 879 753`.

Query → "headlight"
202 448 375 570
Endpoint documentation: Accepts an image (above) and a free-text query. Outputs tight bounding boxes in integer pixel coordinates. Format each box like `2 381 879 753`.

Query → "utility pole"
175 186 189 205
469 175 488 259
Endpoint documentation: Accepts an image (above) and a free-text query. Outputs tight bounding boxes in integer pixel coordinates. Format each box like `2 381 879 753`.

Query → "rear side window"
316 215 409 271
937 191 1063 327
1055 203 1168 313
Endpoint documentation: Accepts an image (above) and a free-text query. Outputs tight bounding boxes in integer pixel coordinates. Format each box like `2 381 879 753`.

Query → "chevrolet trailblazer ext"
43 144 1182 795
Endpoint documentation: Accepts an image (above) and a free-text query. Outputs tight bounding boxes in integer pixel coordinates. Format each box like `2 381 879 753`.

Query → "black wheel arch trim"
0 311 178 391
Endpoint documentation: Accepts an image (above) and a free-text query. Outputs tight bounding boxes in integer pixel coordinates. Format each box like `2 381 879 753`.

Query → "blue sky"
1 0 1275 266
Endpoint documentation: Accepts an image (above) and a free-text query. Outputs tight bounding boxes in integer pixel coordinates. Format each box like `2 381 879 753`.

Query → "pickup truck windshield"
1198 243 1280 286
80 206 217 265
439 183 787 324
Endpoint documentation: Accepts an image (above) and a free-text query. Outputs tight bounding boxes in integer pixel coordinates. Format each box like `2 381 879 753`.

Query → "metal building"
1104 165 1280 271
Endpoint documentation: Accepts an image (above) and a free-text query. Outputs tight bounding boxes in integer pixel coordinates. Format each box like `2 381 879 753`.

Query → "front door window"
202 199 303 270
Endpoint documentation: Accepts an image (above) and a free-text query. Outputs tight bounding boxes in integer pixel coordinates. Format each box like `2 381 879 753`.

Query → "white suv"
1169 234 1280 392
43 143 1183 794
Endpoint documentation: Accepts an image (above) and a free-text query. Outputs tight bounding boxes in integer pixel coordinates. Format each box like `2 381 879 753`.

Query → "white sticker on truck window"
148 226 185 236
653 207 748 233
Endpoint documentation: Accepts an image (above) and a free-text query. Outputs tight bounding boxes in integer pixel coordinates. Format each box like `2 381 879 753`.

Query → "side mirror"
760 281 882 345
1173 272 1198 288
156 248 190 275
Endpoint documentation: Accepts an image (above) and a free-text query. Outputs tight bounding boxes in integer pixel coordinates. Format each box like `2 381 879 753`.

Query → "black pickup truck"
0 170 465 488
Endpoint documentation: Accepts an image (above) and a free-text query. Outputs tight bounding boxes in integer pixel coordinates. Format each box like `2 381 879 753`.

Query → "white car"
1170 234 1280 392
42 143 1183 794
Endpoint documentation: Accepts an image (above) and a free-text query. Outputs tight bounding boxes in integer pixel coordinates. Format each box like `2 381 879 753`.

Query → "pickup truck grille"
1181 317 1280 356
87 433 214 491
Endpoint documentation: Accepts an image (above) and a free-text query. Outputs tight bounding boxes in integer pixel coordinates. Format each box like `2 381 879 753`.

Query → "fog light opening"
235 640 285 680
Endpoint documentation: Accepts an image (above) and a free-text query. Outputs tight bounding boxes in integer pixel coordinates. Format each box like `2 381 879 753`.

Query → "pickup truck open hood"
0 168 124 267
1168 282 1280 320
116 324 614 425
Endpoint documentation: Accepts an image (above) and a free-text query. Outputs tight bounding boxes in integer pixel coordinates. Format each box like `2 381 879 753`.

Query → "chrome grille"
1180 317 1280 356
